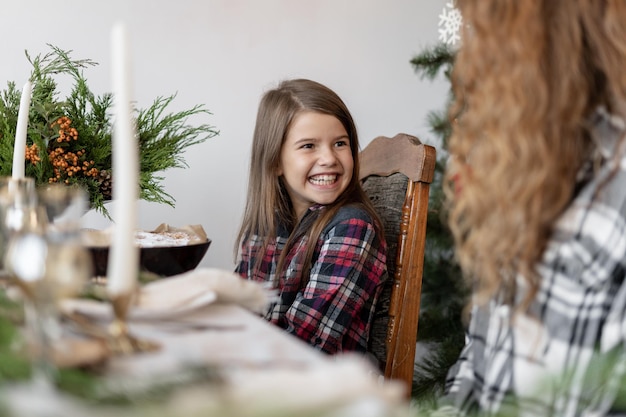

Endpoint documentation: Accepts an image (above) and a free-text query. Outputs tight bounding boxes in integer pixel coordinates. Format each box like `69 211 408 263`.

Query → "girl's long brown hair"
235 79 382 287
446 0 626 307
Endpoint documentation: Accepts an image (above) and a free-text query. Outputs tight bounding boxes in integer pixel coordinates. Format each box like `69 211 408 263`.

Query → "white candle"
12 81 32 179
107 23 140 297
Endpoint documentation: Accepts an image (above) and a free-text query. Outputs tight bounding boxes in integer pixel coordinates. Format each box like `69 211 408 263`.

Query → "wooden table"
5 302 409 417
107 303 325 376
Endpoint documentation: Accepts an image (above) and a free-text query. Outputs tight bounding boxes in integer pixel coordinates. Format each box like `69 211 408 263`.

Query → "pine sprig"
426 109 453 150
135 95 217 206
136 95 215 172
410 43 455 81
0 83 21 172
26 44 97 81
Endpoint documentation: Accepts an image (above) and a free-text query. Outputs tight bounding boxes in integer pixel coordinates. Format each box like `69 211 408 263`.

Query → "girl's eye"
335 140 349 148
300 143 314 149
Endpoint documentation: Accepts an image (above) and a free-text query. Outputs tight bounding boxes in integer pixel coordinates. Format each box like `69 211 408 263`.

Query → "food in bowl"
83 224 211 277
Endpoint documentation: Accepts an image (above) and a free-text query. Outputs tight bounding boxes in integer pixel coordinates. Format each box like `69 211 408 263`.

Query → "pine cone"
98 169 112 201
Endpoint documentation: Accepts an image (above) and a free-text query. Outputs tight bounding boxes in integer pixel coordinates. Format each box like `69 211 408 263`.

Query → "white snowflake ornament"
438 2 463 46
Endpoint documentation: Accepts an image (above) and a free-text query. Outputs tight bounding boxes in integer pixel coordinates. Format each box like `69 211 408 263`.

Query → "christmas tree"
410 43 469 404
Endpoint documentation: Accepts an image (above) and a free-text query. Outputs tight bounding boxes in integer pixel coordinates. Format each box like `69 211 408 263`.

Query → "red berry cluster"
48 117 99 184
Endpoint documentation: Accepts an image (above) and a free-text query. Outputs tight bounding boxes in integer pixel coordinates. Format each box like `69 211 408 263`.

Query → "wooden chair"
359 133 436 396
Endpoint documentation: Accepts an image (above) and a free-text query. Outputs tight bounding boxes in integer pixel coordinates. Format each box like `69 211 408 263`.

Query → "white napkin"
62 268 271 320
139 267 271 314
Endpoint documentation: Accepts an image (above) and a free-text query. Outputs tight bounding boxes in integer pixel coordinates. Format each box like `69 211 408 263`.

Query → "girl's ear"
276 163 283 177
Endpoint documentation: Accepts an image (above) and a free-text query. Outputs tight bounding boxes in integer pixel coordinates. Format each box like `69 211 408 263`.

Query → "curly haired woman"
439 1 626 416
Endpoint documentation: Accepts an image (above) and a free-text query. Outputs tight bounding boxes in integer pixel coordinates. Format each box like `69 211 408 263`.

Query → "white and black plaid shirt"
441 108 626 417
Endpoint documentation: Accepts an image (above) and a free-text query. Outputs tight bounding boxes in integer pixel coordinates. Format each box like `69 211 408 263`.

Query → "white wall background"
1 0 449 270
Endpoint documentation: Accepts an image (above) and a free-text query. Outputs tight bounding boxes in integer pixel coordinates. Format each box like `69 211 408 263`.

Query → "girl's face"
278 111 353 219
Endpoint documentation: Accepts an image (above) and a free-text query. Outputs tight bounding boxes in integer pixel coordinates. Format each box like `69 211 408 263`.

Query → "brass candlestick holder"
107 291 160 355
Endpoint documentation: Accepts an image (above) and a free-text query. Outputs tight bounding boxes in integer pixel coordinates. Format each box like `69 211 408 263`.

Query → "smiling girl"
235 79 387 355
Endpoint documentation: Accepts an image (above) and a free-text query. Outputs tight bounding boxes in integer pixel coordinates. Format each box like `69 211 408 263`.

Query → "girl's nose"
317 146 337 166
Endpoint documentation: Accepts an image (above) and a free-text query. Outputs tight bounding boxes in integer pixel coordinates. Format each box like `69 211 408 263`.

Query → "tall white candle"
12 81 32 179
107 23 139 297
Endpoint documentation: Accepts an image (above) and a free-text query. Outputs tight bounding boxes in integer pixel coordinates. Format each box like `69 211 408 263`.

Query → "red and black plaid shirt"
236 204 387 354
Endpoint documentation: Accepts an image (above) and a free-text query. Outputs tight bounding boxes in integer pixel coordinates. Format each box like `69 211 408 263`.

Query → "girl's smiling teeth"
309 174 338 185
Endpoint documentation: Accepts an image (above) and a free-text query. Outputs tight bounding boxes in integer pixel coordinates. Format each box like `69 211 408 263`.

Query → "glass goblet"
37 184 93 301
4 231 53 390
0 177 53 390
5 184 93 390
0 177 39 279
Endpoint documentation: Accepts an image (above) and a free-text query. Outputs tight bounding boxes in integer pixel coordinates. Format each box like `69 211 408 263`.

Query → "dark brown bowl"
88 239 211 277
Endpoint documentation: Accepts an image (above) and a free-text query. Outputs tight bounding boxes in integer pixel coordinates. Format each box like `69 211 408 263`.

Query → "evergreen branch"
412 339 464 404
139 173 176 207
410 43 455 81
133 94 218 207
0 83 21 176
426 109 453 148
26 44 97 82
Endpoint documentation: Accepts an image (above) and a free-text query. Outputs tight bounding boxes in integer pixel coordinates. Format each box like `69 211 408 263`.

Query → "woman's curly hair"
445 0 626 308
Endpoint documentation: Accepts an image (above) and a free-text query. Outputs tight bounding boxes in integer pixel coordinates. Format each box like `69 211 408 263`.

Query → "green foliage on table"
0 288 221 408
409 43 469 403
0 290 101 397
0 45 219 218
0 294 30 383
